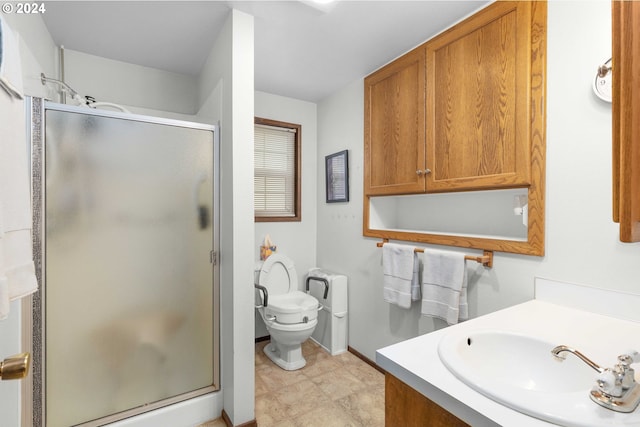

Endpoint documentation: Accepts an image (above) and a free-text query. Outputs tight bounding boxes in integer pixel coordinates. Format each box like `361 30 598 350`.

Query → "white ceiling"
41 1 490 103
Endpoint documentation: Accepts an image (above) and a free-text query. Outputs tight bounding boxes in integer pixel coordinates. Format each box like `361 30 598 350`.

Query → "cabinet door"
364 47 426 195
425 1 533 192
385 373 470 427
612 0 640 242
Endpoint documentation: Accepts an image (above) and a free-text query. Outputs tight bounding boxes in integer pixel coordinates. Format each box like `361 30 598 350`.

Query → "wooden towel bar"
376 239 493 268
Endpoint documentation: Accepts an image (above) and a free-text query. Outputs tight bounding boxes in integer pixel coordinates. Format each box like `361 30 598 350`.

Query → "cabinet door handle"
416 169 432 175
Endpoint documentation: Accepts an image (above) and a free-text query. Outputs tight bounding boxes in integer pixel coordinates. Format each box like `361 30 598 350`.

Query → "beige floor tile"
256 362 308 391
196 418 226 427
336 389 385 427
270 419 297 427
274 380 332 419
290 403 361 427
255 339 385 427
256 342 272 368
309 369 366 401
332 350 361 365
255 372 270 397
346 363 385 389
255 392 292 426
300 354 343 379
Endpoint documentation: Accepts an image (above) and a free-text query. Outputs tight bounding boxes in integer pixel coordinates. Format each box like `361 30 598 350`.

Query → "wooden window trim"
254 117 302 222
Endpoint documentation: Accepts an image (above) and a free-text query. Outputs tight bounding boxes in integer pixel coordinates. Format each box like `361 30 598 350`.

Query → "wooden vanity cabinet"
364 1 544 195
385 373 470 427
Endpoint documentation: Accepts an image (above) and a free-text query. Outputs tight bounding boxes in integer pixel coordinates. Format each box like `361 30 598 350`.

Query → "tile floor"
202 340 385 427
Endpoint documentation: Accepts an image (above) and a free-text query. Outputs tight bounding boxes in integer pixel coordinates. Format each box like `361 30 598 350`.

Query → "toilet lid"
258 253 298 296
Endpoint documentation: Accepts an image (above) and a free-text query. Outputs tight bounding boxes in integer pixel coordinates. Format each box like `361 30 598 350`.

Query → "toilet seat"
267 292 320 324
257 254 319 325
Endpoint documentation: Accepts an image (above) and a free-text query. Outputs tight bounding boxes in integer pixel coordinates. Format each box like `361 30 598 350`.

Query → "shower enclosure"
27 98 220 426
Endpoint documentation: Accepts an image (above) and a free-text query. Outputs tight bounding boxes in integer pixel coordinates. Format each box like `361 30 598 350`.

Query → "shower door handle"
0 352 30 380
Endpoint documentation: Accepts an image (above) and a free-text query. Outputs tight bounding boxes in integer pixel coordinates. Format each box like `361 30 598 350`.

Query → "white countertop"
376 278 640 427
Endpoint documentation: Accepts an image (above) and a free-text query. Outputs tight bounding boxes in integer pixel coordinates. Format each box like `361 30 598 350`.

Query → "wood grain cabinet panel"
364 1 540 196
612 0 640 242
362 0 547 257
364 48 426 195
426 1 532 191
385 373 470 427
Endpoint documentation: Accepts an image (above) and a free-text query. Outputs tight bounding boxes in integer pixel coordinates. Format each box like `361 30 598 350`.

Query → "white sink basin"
438 329 640 426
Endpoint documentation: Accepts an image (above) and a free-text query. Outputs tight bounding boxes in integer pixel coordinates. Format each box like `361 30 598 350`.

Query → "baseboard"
347 346 386 375
221 409 258 427
255 335 270 343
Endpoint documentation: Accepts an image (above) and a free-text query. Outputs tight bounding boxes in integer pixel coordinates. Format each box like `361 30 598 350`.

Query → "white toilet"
255 253 320 370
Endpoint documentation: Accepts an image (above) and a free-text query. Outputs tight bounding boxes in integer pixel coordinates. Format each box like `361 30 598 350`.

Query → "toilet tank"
305 268 348 355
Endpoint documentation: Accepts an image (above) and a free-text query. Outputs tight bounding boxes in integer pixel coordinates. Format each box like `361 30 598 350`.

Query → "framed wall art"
325 150 349 203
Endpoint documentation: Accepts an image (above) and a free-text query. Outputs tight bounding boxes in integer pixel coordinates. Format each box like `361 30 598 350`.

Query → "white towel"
382 243 420 309
0 16 24 99
0 60 37 320
420 249 467 325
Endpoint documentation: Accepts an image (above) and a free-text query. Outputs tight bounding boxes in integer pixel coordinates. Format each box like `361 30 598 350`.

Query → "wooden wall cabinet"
364 47 426 195
385 373 470 427
425 1 533 192
612 0 640 242
363 1 547 256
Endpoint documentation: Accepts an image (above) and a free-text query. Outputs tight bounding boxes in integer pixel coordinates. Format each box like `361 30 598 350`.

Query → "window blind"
254 124 296 217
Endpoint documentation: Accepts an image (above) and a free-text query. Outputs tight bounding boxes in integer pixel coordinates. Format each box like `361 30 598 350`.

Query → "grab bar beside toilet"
254 283 269 308
306 276 329 300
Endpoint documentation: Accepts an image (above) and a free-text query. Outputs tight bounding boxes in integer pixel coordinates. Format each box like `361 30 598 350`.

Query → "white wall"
316 0 640 361
197 9 256 426
2 13 57 98
227 10 256 425
254 91 318 337
63 49 198 115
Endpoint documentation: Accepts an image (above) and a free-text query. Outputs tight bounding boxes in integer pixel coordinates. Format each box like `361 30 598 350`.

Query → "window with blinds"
254 118 301 221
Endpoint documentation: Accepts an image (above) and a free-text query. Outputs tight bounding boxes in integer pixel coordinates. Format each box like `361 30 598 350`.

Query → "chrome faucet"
551 345 640 413
551 346 605 373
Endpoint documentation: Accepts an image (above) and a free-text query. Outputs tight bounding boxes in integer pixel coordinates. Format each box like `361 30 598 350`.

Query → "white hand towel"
382 243 419 309
0 16 24 99
420 249 467 325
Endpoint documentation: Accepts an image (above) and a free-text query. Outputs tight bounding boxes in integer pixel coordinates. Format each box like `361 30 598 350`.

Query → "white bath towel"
420 249 467 325
0 58 37 320
0 16 24 99
382 243 419 309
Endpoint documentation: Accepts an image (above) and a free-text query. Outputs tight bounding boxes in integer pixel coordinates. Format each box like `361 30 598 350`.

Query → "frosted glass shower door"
43 107 217 427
